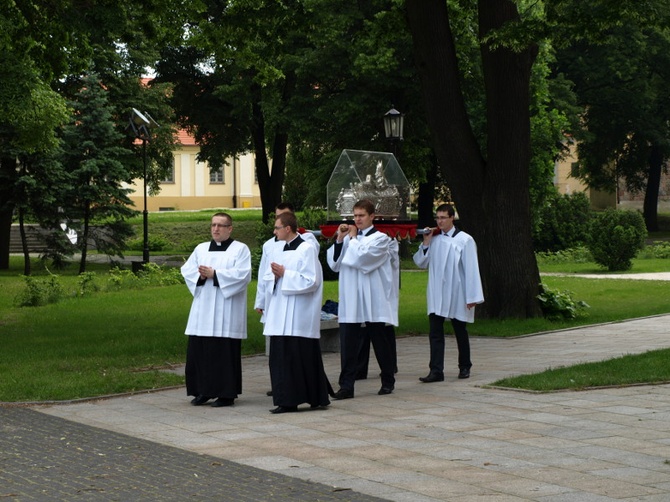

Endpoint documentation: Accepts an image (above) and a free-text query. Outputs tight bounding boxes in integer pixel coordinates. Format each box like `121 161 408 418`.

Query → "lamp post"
383 106 404 157
128 108 158 265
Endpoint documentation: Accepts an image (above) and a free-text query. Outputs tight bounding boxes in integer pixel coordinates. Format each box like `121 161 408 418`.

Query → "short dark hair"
353 199 375 215
435 204 455 217
276 212 298 233
213 212 232 224
275 202 295 213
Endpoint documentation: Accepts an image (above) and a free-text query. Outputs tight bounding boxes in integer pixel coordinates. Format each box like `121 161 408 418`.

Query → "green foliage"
107 263 184 290
126 234 172 252
77 272 99 296
588 209 647 271
299 207 327 230
15 264 184 307
640 241 670 259
536 246 592 265
14 274 65 307
537 282 589 320
533 191 592 252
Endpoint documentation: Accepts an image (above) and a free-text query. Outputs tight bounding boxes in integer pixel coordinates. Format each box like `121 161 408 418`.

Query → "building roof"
140 77 196 147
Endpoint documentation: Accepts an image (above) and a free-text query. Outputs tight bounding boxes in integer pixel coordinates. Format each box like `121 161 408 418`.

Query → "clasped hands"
270 262 285 278
198 265 215 279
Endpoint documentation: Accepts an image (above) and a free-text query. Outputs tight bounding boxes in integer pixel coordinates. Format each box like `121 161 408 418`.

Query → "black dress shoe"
266 390 273 396
332 389 354 400
269 405 298 414
378 387 393 395
458 368 471 379
191 395 211 406
211 398 234 407
419 373 444 383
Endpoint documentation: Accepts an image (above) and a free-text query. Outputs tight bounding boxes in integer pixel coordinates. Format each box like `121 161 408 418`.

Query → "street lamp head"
128 108 159 141
131 108 151 127
383 107 404 142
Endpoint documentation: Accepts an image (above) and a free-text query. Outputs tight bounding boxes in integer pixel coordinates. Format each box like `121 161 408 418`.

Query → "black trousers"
356 325 397 378
427 314 471 376
339 322 395 392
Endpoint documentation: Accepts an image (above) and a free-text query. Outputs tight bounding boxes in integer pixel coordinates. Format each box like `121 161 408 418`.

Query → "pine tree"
60 73 137 273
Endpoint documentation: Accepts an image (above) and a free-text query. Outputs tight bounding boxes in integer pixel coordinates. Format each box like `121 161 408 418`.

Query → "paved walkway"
17 313 670 501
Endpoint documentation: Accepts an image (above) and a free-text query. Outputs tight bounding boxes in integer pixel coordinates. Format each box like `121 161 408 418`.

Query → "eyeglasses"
273 225 285 230
211 223 232 228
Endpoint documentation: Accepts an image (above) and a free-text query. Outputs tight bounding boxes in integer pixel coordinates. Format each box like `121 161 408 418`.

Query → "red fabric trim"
319 223 418 239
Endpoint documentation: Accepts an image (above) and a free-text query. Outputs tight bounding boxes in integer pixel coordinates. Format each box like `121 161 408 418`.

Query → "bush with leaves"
126 234 172 252
639 241 670 259
587 209 647 271
537 283 590 320
14 274 65 307
533 191 592 252
107 263 184 290
536 246 593 265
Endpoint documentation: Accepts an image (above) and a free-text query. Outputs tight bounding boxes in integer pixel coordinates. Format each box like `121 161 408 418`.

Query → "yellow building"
553 139 616 210
125 129 262 212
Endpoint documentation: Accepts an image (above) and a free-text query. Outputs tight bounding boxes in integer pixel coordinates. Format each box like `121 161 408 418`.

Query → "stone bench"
264 318 340 355
319 318 340 352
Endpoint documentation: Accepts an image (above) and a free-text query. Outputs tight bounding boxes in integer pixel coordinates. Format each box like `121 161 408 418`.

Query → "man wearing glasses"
181 212 252 408
413 203 484 382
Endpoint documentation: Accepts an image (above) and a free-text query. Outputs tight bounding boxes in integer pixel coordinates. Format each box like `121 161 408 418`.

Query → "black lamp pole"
383 106 404 157
141 138 149 263
128 108 158 265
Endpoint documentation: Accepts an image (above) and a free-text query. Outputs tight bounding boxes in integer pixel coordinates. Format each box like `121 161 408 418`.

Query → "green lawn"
3 208 670 400
2 265 670 401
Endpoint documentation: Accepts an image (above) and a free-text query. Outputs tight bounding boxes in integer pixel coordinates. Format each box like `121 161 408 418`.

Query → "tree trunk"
18 209 31 276
406 0 542 319
643 143 662 232
249 83 287 223
0 156 17 270
79 202 90 274
0 207 11 270
417 160 437 228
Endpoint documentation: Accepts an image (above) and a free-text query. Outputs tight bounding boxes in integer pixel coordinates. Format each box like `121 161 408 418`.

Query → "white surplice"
254 231 319 323
181 240 252 338
326 229 397 325
413 231 484 323
263 239 323 339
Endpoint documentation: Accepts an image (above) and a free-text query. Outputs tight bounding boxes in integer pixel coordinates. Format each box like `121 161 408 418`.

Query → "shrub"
533 191 592 252
106 263 184 291
77 272 99 296
587 209 647 271
537 282 589 320
126 234 171 252
536 246 593 265
15 274 65 307
640 241 670 259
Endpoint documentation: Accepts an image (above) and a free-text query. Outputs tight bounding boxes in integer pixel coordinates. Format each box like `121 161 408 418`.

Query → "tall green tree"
0 0 179 269
60 73 136 273
157 0 437 222
552 2 670 231
406 0 545 318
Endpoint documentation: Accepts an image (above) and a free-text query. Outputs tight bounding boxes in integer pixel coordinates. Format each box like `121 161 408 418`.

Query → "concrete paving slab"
26 314 670 501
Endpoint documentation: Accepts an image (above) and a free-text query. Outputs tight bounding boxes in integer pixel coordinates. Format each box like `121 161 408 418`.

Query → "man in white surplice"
262 211 331 414
413 203 484 382
255 202 319 323
327 199 397 400
181 212 251 408
254 202 319 397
